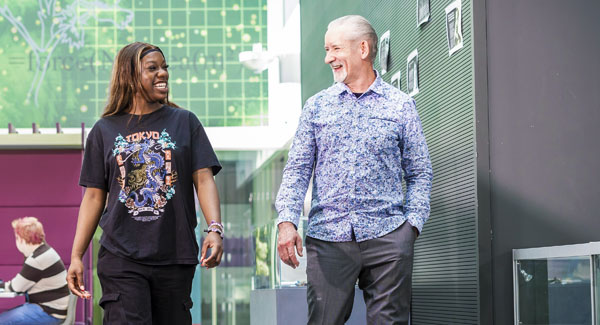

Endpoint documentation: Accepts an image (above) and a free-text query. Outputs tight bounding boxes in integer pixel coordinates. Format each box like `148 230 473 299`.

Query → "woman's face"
139 51 169 102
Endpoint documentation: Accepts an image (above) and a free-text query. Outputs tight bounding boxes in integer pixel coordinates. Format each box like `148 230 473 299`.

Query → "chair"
60 294 77 325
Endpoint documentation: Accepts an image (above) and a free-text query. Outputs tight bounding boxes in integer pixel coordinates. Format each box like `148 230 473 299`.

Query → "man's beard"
331 66 347 83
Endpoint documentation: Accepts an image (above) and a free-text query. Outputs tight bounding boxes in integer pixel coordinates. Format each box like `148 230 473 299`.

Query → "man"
275 15 432 324
0 217 70 324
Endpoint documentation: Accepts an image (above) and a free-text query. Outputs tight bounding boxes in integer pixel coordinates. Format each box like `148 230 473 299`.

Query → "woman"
67 42 223 324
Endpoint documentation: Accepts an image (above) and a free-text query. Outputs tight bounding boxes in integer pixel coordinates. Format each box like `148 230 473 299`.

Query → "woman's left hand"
200 232 223 268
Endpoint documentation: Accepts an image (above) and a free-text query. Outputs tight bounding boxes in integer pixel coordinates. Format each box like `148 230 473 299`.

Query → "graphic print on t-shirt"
112 129 178 221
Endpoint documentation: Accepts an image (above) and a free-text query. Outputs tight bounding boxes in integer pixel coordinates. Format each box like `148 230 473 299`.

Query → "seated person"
0 217 70 324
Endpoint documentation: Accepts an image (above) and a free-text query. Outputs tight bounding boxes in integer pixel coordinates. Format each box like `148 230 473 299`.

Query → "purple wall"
0 150 88 322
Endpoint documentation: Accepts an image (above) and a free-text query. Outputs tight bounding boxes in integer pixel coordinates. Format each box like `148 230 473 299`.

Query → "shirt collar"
330 70 385 96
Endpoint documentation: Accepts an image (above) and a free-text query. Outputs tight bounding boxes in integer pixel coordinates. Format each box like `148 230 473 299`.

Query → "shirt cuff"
405 213 425 234
277 211 300 229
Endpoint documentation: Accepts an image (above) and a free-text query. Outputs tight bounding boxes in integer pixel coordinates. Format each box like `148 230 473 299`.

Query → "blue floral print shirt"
275 72 433 242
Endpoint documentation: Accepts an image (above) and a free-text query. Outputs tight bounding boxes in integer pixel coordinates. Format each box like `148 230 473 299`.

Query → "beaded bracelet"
204 221 224 238
209 221 224 231
204 227 223 238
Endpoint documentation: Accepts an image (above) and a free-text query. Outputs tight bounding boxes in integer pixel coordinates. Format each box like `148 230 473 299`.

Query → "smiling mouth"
331 64 343 71
154 82 168 90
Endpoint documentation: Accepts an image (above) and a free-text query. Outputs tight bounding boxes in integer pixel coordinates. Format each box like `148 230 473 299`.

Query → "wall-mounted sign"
391 71 401 90
445 0 463 56
406 49 419 96
379 30 390 75
417 0 430 26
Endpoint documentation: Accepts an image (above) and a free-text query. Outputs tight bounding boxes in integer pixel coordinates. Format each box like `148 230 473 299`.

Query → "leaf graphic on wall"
0 0 133 105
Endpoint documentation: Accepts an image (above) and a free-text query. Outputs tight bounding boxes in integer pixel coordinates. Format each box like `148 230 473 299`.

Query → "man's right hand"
277 222 303 269
67 257 91 299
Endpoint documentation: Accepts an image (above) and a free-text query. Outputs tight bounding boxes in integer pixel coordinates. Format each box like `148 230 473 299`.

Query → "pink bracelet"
208 221 224 230
204 227 223 238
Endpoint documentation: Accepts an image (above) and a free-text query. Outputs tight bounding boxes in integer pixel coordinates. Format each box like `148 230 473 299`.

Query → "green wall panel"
301 0 478 323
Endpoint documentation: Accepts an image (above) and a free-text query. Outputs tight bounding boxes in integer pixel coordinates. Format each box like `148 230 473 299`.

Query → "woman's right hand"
68 187 106 300
67 257 91 299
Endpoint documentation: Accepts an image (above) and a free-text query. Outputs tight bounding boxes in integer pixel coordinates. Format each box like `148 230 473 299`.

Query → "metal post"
513 250 520 325
591 255 597 325
81 123 85 149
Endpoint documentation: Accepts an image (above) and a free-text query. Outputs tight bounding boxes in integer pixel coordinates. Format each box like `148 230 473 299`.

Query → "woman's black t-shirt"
79 105 221 265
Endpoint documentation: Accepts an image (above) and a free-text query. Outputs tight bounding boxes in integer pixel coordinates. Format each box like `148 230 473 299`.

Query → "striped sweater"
3 243 69 319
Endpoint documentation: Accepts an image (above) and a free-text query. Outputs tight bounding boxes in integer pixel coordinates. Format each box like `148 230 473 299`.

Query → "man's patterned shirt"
275 72 433 242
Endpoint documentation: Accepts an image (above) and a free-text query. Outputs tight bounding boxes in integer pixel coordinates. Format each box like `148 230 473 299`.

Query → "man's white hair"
327 15 378 62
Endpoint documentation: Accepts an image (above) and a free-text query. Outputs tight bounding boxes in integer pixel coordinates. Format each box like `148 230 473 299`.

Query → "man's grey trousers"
306 221 416 325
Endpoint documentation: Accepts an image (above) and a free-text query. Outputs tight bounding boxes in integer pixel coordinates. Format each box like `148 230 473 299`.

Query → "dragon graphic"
113 129 177 221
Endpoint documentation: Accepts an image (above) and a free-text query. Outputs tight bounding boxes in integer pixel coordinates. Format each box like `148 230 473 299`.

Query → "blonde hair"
12 217 45 245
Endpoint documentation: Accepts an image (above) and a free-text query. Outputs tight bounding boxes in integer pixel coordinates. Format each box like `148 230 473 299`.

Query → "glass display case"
253 217 308 290
513 242 600 325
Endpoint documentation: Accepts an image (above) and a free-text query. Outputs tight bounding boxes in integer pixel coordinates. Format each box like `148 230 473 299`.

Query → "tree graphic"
0 0 133 105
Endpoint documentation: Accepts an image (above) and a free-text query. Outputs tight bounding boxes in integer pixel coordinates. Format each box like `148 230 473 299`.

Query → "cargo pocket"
99 293 126 324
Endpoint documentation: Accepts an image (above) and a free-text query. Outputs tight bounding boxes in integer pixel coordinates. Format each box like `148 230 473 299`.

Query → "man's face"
324 27 363 84
139 51 169 102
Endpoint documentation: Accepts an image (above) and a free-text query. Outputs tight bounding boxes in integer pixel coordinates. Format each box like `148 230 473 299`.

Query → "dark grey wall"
486 0 600 323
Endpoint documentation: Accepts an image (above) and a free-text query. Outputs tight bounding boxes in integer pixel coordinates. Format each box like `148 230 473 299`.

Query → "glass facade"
0 0 268 127
2 1 299 323
193 149 290 325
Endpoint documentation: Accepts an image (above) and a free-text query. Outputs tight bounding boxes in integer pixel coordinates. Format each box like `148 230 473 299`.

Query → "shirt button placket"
342 100 354 224
350 98 361 238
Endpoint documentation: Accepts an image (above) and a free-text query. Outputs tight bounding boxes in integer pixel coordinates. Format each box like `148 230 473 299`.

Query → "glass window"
517 257 592 325
191 149 287 325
